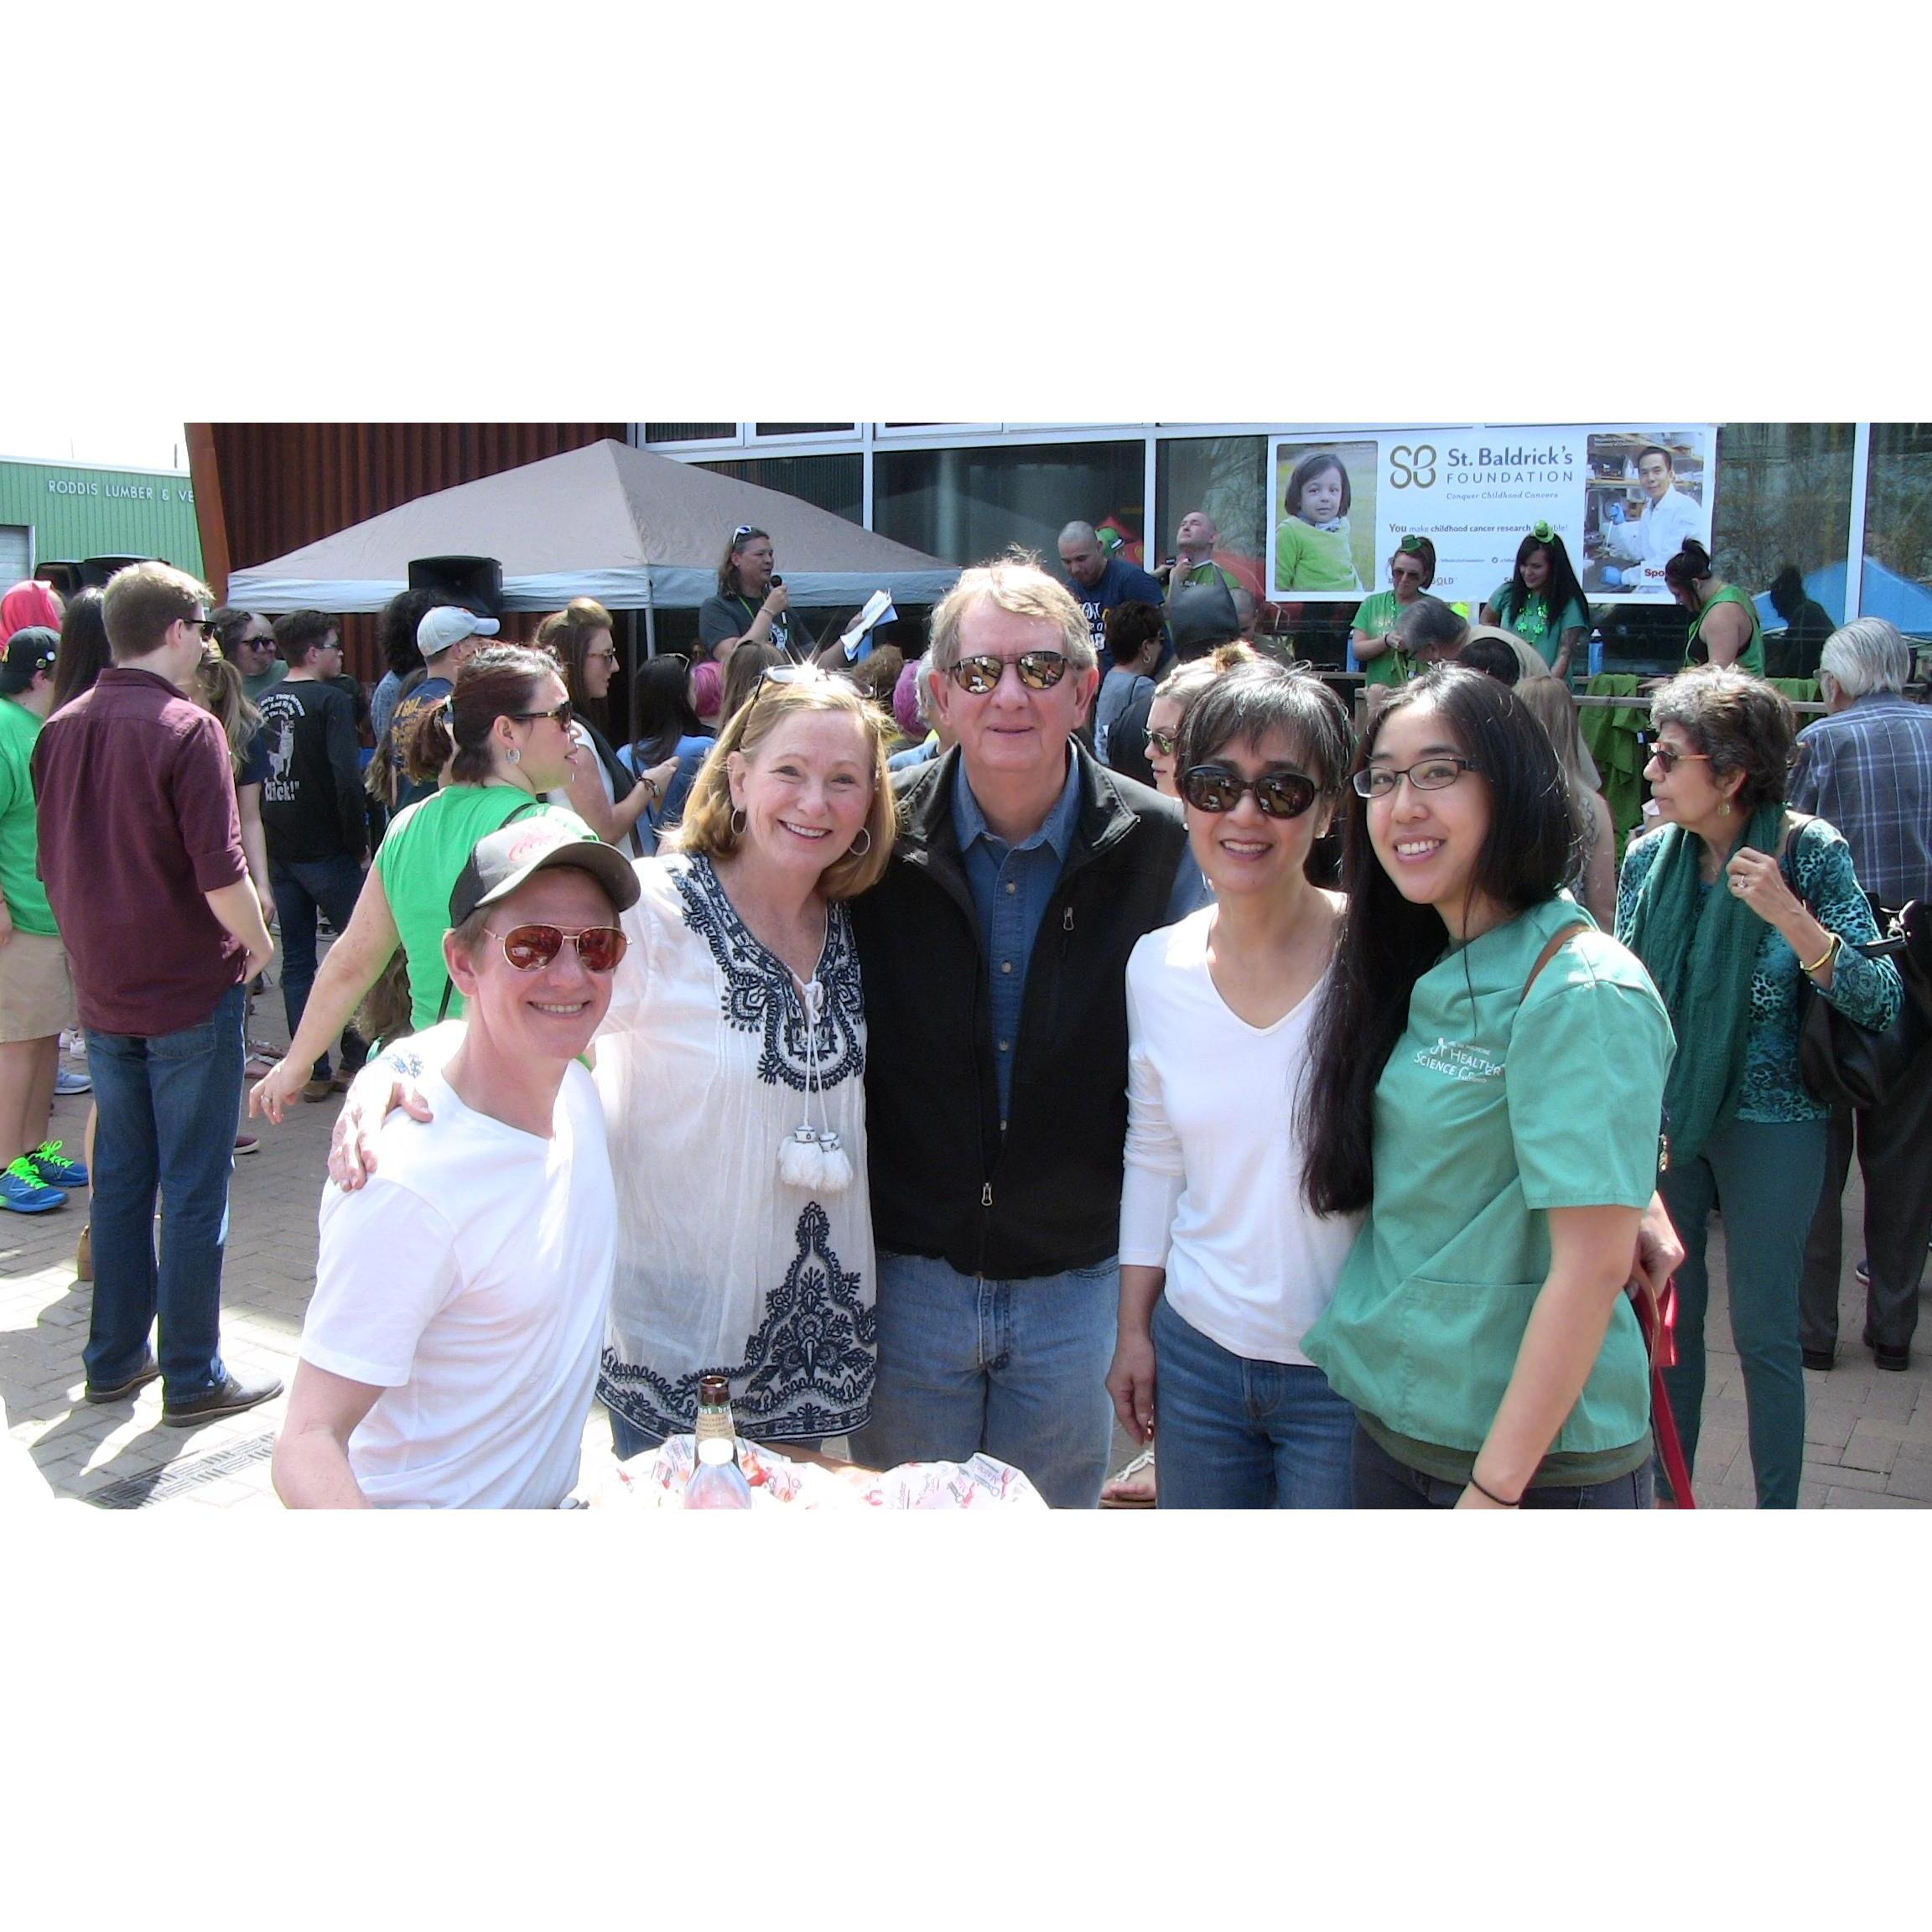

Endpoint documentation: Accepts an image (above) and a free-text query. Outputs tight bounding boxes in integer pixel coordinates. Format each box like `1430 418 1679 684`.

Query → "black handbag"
1783 821 1929 1109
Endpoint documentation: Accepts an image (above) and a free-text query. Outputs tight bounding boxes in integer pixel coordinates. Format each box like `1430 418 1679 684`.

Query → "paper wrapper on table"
602 1436 1046 1509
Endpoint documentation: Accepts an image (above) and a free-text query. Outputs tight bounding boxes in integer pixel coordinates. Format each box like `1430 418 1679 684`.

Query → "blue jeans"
82 980 246 1402
271 851 366 1080
1659 1115 1826 1510
1150 1296 1354 1509
1351 1422 1656 1509
849 1250 1119 1509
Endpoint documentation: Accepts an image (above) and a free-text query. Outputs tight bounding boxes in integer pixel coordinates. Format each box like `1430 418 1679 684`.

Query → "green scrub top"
1301 896 1675 1486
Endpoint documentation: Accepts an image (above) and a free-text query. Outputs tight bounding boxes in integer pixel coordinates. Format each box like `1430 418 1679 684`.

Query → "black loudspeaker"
80 555 153 589
34 563 82 599
407 555 503 616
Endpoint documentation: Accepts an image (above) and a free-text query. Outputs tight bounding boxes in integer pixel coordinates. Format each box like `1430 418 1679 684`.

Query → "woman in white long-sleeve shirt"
1105 661 1363 1508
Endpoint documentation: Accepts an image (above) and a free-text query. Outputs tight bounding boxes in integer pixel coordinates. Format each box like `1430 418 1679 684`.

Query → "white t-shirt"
1118 907 1363 1364
302 1063 615 1508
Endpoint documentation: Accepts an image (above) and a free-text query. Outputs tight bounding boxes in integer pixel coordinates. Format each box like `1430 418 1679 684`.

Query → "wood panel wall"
188 423 628 683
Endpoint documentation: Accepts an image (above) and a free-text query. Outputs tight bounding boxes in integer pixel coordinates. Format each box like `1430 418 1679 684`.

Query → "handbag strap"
1519 921 1592 1003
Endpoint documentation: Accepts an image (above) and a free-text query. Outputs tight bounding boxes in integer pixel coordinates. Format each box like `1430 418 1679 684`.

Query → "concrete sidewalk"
5 975 1929 1509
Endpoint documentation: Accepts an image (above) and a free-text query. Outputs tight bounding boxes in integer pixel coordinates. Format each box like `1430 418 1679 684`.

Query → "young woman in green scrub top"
1665 539 1764 675
250 647 592 1122
1348 535 1435 688
1481 525 1590 679
1298 667 1681 1509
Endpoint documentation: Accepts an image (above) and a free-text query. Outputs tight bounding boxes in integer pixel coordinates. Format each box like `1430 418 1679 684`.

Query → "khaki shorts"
0 929 77 1043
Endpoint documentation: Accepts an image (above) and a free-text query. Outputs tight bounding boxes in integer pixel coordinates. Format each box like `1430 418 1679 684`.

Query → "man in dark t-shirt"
257 610 369 1100
1057 521 1166 674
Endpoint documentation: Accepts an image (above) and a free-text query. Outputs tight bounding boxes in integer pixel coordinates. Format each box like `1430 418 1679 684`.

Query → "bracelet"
1468 1472 1520 1508
1800 933 1840 976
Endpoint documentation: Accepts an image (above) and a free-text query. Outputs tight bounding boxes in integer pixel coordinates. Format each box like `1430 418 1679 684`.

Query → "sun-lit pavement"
5 944 1929 1509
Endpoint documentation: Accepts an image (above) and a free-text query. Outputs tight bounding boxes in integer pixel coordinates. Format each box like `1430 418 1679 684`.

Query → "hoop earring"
730 807 747 837
849 826 872 857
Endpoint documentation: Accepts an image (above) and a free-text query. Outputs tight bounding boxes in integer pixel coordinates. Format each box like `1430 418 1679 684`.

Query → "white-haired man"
848 553 1208 1506
1792 617 1932 1373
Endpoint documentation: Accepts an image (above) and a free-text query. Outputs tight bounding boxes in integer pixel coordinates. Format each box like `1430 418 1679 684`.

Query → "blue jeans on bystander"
271 851 367 1082
1350 1421 1656 1509
850 1249 1119 1509
1150 1296 1354 1508
82 980 247 1404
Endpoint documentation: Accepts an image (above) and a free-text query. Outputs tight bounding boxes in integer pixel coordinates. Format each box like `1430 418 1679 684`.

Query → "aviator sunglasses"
1180 763 1321 819
488 922 628 974
945 650 1071 695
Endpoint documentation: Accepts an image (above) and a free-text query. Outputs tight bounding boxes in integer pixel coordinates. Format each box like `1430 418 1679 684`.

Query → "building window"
752 423 857 439
693 454 864 525
873 440 1147 568
642 423 738 445
1711 422 1856 624
1863 423 1932 634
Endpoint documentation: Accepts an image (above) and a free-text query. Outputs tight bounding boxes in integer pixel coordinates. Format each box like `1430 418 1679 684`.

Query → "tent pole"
644 574 658 660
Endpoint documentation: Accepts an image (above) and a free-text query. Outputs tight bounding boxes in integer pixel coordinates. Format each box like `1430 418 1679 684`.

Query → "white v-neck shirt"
1119 907 1363 1364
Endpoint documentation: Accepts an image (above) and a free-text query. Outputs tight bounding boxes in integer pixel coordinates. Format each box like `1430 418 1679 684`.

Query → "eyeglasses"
1181 764 1321 819
489 922 628 974
1352 756 1482 799
945 651 1071 695
586 648 618 663
184 615 216 639
1146 727 1178 760
510 702 574 729
1648 743 1712 774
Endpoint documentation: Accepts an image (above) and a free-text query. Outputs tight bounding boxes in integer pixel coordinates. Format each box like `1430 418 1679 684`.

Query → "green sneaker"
2 1157 67 1214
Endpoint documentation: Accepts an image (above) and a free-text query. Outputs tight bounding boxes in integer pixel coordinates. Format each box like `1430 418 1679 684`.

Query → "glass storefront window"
693 453 864 525
642 423 737 444
1862 424 1932 638
754 423 857 439
873 440 1146 568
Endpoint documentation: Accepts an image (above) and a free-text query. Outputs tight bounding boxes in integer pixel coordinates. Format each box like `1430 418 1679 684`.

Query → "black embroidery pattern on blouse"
670 853 865 1094
598 1202 876 1443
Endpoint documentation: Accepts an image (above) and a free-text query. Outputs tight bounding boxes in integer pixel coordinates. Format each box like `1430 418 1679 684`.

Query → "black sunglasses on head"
1181 764 1321 819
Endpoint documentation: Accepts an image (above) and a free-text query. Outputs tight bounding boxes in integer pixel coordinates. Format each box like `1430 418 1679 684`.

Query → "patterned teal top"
1617 816 1902 1124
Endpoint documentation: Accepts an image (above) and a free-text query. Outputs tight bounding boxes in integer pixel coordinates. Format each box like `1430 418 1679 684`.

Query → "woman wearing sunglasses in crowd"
1299 667 1681 1508
1106 661 1363 1507
333 667 898 1461
1348 534 1436 688
251 647 592 1120
1618 667 1898 1504
537 598 675 857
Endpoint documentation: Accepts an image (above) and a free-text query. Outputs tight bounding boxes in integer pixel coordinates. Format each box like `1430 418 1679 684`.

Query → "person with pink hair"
688 657 723 730
2 581 64 645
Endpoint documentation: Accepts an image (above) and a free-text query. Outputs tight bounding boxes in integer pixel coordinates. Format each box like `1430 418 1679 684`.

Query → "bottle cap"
697 1436 735 1466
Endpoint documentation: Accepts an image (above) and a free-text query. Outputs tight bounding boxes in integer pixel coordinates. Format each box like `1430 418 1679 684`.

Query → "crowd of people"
1 509 1925 1509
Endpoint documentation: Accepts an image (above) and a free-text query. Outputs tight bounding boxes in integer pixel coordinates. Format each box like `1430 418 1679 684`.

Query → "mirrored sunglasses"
1181 764 1321 819
946 651 1070 695
491 922 627 974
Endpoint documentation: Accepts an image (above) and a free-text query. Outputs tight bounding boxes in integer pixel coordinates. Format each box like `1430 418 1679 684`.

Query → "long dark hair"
1299 667 1574 1215
50 587 112 712
1496 528 1587 631
404 644 558 787
629 653 704 766
377 586 439 679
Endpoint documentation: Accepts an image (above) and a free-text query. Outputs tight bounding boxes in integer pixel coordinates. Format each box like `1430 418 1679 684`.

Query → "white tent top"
225 438 962 613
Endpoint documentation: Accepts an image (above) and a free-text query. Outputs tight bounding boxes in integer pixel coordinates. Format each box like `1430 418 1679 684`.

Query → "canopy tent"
224 439 961 621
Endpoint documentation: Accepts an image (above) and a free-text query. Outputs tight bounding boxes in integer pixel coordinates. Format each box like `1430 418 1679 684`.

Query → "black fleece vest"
849 745 1190 1280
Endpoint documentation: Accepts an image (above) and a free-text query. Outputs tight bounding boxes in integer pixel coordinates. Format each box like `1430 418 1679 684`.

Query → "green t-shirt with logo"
1301 896 1674 1487
1350 589 1412 688
0 697 56 934
374 784 592 1031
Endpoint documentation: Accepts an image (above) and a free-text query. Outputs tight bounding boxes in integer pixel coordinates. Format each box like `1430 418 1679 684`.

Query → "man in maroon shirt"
34 562 283 1425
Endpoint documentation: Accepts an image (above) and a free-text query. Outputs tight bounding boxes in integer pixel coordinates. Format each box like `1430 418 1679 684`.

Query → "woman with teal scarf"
1618 667 1901 1507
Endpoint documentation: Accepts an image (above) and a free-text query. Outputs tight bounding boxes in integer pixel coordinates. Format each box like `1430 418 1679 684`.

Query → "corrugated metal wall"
190 423 628 682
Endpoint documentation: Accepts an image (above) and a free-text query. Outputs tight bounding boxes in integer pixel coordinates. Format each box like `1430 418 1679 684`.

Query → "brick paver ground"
5 945 1928 1509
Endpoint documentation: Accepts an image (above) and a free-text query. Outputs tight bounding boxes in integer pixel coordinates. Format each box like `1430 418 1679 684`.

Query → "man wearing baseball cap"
0 628 86 1214
386 605 501 811
273 818 637 1508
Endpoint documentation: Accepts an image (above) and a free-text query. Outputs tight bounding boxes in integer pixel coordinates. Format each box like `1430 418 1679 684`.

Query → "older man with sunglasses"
848 552 1208 1507
275 819 638 1508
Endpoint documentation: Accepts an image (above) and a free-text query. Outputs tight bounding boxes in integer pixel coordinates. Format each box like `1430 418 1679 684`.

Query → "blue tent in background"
1754 558 1932 636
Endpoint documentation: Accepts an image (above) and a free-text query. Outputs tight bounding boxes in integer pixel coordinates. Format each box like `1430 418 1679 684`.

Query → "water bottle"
1587 627 1605 682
